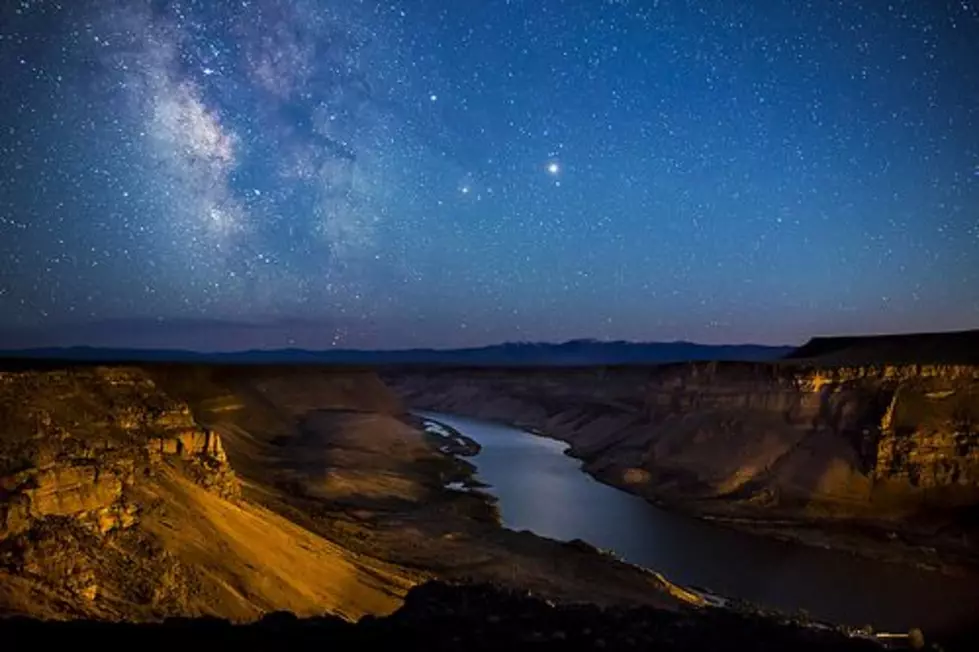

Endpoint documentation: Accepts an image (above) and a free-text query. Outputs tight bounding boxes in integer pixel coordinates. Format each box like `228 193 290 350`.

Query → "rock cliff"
0 367 237 540
0 365 410 621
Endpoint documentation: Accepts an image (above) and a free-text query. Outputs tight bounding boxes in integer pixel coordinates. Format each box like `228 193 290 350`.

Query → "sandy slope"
137 470 409 621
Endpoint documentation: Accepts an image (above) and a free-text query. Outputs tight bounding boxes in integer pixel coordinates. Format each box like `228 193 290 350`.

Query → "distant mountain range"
0 339 795 366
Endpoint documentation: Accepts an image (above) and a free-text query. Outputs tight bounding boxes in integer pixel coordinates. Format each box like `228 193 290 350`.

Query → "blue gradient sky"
1 0 977 349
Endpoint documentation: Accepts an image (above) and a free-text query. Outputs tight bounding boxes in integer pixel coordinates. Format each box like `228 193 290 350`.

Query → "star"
0 0 974 349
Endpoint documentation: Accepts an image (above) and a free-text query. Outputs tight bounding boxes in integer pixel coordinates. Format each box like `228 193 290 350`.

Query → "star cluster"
1 0 977 348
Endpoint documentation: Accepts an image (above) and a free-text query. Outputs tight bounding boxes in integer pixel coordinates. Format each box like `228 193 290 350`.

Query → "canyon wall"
0 367 238 539
4 359 977 622
387 363 979 526
0 365 409 621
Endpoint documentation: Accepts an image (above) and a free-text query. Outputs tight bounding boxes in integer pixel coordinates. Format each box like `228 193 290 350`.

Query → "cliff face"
387 363 979 527
0 366 410 621
0 367 238 539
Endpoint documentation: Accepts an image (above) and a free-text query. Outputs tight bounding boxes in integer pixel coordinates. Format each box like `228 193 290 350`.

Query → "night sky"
1 0 978 350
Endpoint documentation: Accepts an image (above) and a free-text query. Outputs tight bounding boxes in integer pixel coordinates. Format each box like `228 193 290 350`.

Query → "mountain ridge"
0 340 794 366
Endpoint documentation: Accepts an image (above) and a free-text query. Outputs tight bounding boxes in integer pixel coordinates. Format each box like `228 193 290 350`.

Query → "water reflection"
420 411 979 632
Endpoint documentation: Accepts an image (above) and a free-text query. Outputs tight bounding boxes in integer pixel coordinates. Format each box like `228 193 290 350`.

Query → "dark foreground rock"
0 580 943 650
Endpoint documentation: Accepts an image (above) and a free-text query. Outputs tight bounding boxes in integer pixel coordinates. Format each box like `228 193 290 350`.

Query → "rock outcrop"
0 365 408 621
0 368 238 542
1 463 136 537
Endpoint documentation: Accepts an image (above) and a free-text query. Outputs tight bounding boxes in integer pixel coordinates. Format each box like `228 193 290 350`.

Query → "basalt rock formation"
0 367 237 537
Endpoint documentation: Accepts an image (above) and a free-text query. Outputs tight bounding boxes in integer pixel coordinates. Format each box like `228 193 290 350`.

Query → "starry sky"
1 0 978 350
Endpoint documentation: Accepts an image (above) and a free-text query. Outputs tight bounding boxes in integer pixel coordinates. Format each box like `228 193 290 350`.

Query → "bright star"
429 93 438 102
460 185 470 194
547 161 560 175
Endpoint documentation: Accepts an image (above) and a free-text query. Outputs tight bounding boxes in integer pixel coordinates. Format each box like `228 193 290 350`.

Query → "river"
419 411 979 633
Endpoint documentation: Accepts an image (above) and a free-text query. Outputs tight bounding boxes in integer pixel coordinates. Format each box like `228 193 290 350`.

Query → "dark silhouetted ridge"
785 329 979 365
0 581 903 650
0 340 793 366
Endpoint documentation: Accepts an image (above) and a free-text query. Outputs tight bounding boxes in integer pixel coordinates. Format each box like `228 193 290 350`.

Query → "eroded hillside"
0 366 413 620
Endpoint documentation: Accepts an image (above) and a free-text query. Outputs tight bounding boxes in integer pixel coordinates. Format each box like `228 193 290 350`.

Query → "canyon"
1 335 977 647
389 361 979 569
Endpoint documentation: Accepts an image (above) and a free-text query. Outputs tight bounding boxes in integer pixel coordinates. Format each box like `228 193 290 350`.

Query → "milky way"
1 0 978 348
